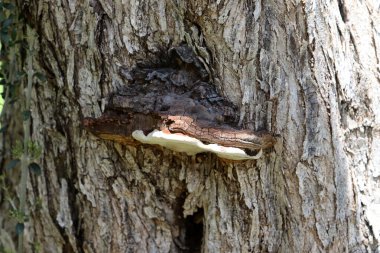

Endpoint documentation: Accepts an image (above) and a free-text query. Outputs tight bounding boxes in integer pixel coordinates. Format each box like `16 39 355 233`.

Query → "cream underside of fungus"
132 130 263 160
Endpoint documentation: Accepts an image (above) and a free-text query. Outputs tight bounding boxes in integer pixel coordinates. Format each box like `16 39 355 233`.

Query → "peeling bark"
1 0 380 252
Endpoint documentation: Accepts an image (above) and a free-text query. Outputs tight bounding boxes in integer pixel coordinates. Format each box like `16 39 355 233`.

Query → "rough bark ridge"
1 0 379 252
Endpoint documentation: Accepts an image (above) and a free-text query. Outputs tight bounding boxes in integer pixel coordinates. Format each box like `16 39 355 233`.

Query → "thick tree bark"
1 0 380 252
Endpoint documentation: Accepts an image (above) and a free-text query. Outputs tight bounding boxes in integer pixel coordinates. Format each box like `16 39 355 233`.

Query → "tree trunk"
1 0 379 252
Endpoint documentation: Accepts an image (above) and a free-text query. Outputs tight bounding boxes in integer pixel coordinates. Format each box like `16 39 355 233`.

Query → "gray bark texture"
1 0 380 252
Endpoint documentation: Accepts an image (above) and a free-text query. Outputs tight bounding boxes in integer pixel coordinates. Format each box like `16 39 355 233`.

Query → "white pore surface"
132 130 262 160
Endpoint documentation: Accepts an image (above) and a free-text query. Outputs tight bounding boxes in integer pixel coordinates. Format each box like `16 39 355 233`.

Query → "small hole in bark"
160 105 170 111
244 149 260 156
184 208 204 252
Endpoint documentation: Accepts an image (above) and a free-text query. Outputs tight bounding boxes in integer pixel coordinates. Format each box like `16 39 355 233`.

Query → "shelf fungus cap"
132 130 263 160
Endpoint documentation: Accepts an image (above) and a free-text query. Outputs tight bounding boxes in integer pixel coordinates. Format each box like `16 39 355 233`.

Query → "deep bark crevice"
183 208 204 253
338 0 347 23
95 13 109 100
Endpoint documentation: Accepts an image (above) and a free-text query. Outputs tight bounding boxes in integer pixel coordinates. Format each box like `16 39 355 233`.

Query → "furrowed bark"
1 0 379 252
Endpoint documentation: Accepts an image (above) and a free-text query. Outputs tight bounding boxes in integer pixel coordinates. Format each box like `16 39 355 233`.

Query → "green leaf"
29 162 42 175
22 110 31 121
1 33 10 45
3 3 15 10
11 141 23 158
0 125 7 133
2 18 13 29
35 72 47 82
11 27 17 40
29 142 42 159
5 159 20 170
15 223 24 235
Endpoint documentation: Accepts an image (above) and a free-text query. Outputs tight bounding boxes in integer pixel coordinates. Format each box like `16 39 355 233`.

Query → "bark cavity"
183 208 204 253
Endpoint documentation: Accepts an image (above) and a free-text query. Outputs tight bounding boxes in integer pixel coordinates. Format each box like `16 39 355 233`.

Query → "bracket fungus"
83 45 276 161
132 130 263 160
